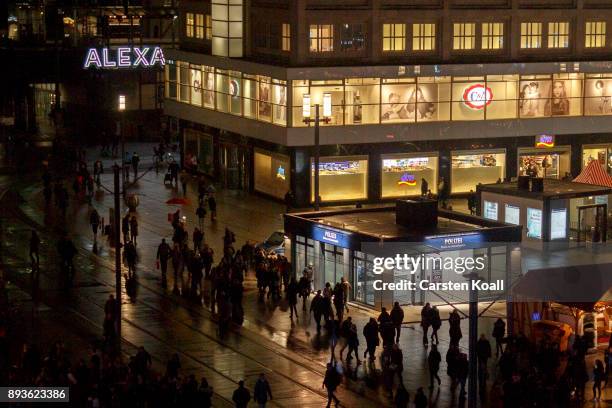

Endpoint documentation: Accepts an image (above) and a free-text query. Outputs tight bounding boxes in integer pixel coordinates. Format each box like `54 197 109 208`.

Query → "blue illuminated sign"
312 225 351 248
424 232 484 251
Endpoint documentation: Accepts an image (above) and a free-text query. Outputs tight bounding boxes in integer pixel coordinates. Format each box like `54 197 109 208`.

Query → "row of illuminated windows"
291 74 612 126
185 12 212 40
308 21 607 53
165 62 287 126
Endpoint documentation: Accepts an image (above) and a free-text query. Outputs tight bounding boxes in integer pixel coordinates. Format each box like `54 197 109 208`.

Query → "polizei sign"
83 47 165 69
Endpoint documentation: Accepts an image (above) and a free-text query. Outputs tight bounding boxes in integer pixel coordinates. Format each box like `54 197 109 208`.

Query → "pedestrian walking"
310 290 324 333
476 333 492 381
340 276 351 313
346 320 361 364
122 213 130 244
420 302 432 346
57 235 77 286
593 359 605 401
196 203 207 229
333 282 344 322
286 277 299 319
430 305 441 344
363 317 379 361
129 216 138 245
420 178 428 196
428 344 442 389
390 301 404 343
180 171 188 196
157 238 170 288
449 309 463 347
323 363 341 408
253 373 273 407
414 387 428 408
457 352 469 396
208 193 217 221
198 377 213 408
394 383 410 408
124 240 137 276
298 272 311 310
103 294 117 343
90 208 100 242
492 317 506 356
339 317 352 359
193 227 204 252
131 152 140 177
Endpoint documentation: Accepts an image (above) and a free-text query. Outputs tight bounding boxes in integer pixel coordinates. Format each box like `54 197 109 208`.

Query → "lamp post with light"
118 95 126 196
302 93 332 211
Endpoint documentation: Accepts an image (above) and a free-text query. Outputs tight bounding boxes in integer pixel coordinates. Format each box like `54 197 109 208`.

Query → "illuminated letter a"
83 48 102 68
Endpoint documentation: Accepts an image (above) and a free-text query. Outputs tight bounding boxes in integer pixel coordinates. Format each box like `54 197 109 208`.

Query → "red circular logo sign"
463 84 493 110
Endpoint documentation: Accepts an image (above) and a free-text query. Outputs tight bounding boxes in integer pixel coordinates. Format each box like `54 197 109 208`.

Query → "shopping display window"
451 77 487 121
583 145 612 175
254 148 291 199
272 79 287 126
518 147 570 179
518 74 582 118
381 153 438 198
344 78 380 125
451 150 506 193
485 75 518 120
311 155 368 202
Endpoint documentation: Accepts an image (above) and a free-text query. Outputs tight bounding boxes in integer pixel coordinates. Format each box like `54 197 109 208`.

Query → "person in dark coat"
394 383 410 408
378 307 391 325
122 213 130 244
457 352 469 396
231 380 250 408
390 301 404 343
476 333 492 372
449 308 462 347
323 363 341 408
363 318 379 361
90 209 100 242
420 302 432 346
253 373 273 407
430 305 441 344
286 277 299 319
208 193 217 221
156 238 171 288
310 290 324 332
492 317 506 356
428 344 442 389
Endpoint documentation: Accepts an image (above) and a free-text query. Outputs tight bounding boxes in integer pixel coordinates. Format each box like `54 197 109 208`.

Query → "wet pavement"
2 143 610 407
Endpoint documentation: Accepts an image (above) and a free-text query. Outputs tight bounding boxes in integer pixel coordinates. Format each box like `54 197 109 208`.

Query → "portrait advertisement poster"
381 84 437 122
258 81 271 120
527 207 543 239
190 68 202 107
505 204 520 225
274 84 286 122
519 80 552 117
203 69 215 108
550 208 567 240
484 201 498 221
585 79 612 115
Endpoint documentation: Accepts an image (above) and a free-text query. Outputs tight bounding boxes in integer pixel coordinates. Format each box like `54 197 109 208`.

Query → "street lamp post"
118 95 126 196
302 93 331 211
113 165 122 349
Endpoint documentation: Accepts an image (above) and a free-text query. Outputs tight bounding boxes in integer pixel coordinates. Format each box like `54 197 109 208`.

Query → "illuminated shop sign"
425 232 484 251
535 134 555 148
276 166 286 180
312 225 351 248
463 84 493 110
397 173 417 186
83 47 165 69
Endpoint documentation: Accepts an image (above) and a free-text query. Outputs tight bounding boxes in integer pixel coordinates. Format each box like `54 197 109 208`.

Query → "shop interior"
310 156 368 202
381 153 438 198
254 148 291 199
583 146 612 176
518 149 571 179
451 151 506 193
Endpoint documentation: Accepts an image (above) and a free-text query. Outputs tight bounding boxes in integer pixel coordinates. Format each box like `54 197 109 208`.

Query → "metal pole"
113 165 122 349
314 104 320 211
121 113 126 196
468 276 478 408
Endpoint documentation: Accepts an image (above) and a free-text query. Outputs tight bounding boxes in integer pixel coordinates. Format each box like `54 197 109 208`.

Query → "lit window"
521 22 542 49
548 22 569 48
195 14 204 39
341 23 365 51
185 12 194 38
412 23 436 51
382 23 406 51
586 21 606 48
309 24 334 52
481 22 504 50
282 23 291 51
453 23 476 50
206 14 212 40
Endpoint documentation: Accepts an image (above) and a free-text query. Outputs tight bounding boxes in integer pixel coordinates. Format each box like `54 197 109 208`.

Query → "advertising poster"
550 208 567 240
381 84 436 122
505 204 520 225
190 68 202 106
527 207 543 238
203 70 215 108
258 81 271 119
484 201 498 221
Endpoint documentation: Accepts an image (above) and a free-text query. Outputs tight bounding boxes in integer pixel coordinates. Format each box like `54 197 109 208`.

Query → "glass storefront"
451 150 506 193
183 129 214 174
518 147 570 179
165 61 287 126
311 156 368 202
583 145 612 175
253 148 291 199
381 153 438 198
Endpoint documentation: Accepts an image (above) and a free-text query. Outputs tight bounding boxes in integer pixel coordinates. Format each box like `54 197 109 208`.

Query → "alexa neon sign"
83 47 165 69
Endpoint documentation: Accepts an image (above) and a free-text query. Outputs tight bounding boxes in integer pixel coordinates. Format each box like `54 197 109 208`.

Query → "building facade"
165 0 612 207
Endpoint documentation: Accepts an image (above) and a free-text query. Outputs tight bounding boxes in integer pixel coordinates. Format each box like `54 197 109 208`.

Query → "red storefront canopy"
573 159 612 188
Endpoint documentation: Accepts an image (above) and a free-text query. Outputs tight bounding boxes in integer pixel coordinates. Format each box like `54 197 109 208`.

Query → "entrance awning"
573 159 612 188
